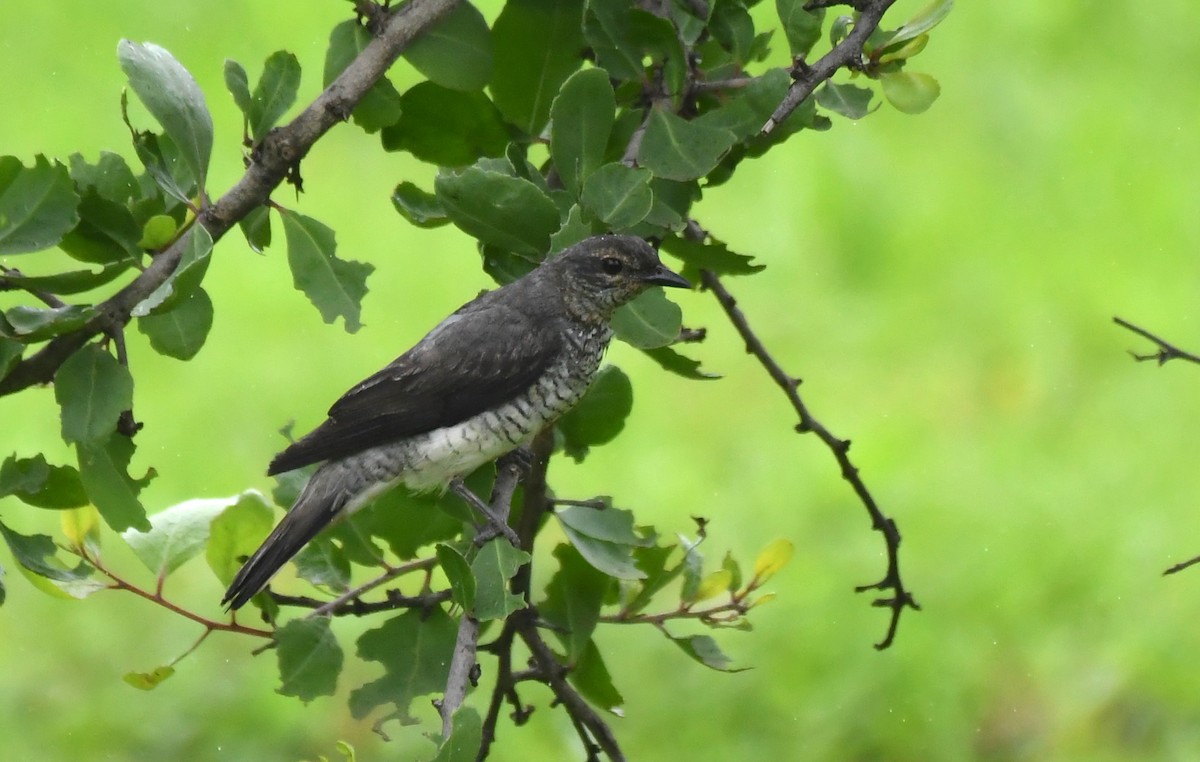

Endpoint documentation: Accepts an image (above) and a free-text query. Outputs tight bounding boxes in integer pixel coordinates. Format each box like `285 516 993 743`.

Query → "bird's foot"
497 446 535 478
449 478 521 547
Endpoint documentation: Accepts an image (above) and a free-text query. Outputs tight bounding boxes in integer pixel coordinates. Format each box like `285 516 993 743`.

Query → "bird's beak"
641 264 691 289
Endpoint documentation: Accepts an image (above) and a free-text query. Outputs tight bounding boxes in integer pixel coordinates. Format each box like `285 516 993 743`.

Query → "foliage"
0 0 950 759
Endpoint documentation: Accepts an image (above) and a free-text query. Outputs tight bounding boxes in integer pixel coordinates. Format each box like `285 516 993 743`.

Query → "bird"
222 234 690 610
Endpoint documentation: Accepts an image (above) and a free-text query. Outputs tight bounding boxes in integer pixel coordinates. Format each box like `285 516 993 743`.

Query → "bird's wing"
267 295 562 475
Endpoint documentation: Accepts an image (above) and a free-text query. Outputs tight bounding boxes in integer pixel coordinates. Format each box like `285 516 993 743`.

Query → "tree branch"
0 0 460 397
516 613 625 762
1113 316 1200 366
440 456 523 741
698 267 918 650
763 0 898 134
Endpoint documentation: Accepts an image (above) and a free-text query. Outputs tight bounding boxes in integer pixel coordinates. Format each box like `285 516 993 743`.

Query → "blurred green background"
3 1 1200 760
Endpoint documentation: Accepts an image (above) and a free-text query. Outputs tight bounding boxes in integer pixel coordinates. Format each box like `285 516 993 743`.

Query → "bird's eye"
601 257 623 275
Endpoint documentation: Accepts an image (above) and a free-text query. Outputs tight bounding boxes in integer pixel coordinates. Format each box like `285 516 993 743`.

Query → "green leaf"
123 666 176 690
722 550 743 592
556 504 647 580
122 111 195 205
490 0 585 135
223 59 253 120
131 224 214 317
121 492 255 577
69 151 139 204
280 210 374 333
638 108 737 181
612 288 682 349
436 543 476 609
276 617 344 703
57 189 141 266
569 640 624 714
136 287 213 361
710 0 756 64
585 3 686 92
480 246 539 286
239 205 272 253
549 205 596 254
118 40 213 192
557 365 633 461
550 68 616 196
293 538 351 593
324 21 403 133
435 166 560 256
470 538 530 621
640 345 720 380
363 488 463 560
0 338 21 377
246 51 301 141
2 305 94 342
391 182 449 229
875 0 953 52
666 633 745 672
431 707 483 762
0 155 80 255
693 71 787 143
0 520 104 599
402 3 493 92
541 544 611 661
776 0 825 58
76 436 152 532
0 264 128 297
381 83 508 167
660 234 764 277
580 163 653 230
55 344 133 445
880 71 941 114
816 82 876 120
205 491 275 586
349 607 458 726
0 455 88 510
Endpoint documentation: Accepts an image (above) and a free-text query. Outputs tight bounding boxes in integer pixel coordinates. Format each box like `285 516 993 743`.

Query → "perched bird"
222 235 690 609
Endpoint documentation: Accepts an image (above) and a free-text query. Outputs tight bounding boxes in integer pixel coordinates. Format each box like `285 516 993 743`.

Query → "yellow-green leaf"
123 665 176 690
692 569 733 603
752 538 794 581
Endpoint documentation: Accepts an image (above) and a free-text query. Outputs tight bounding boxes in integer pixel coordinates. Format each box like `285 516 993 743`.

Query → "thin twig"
516 614 625 762
271 588 450 616
1113 316 1200 366
699 267 918 649
763 0 899 134
304 557 438 619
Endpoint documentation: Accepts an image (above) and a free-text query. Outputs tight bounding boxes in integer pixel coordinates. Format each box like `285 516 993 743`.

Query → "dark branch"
271 588 450 616
516 613 626 762
1113 316 1200 366
0 0 460 397
699 266 918 650
763 0 899 134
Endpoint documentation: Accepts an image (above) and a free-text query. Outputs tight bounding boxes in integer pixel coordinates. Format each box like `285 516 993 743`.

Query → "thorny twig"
698 265 918 650
1113 316 1200 366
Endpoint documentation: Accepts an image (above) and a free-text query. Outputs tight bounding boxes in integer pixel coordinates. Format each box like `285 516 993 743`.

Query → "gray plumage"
222 235 689 610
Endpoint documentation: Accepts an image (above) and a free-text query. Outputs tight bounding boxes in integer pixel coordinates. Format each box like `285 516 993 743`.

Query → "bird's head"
549 235 690 321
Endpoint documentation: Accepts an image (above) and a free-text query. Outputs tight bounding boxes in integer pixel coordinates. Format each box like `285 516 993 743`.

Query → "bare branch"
763 0 899 134
440 455 524 742
303 557 438 620
516 614 626 762
1113 316 1200 366
698 266 918 649
0 0 461 397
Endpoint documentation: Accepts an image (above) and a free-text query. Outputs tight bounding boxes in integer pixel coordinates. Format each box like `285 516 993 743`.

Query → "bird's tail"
222 466 352 611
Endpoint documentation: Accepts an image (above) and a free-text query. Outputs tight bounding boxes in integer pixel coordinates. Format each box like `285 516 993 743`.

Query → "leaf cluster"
0 0 949 758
